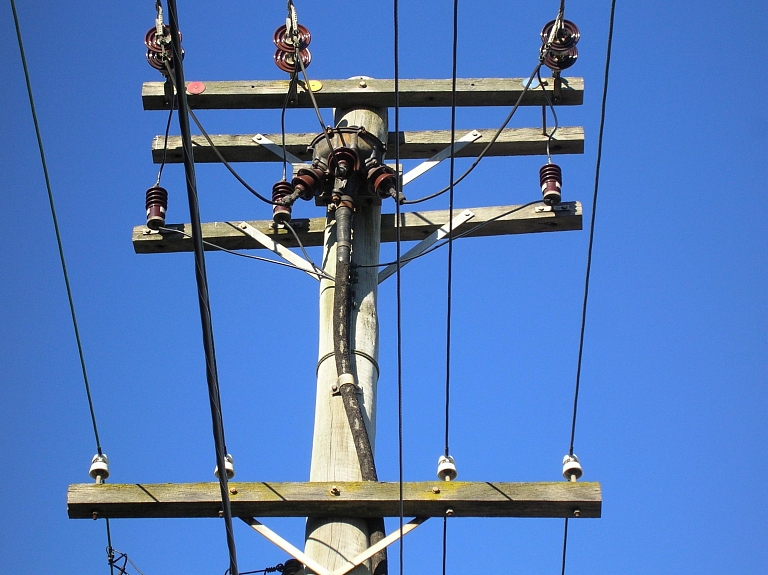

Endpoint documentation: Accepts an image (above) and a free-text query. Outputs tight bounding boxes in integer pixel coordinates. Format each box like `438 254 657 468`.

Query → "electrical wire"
442 4 460 575
280 75 299 182
9 0 104 458
537 69 560 164
161 59 279 207
109 549 146 575
157 227 333 280
402 58 545 205
155 91 176 186
393 1 405 574
561 0 617 573
282 220 331 279
165 3 239 573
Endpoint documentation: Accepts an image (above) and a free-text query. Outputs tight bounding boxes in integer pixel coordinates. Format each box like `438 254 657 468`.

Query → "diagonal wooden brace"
242 516 428 575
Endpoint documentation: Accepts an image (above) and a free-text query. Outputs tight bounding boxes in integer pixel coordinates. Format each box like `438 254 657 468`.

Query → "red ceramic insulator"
543 46 578 72
145 186 169 230
367 166 397 199
539 163 563 206
292 167 325 201
273 24 312 52
329 147 359 178
272 180 294 224
540 20 580 53
145 26 184 72
273 48 312 74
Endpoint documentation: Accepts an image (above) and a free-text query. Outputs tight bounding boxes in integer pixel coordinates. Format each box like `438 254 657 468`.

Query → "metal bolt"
230 488 238 495
432 486 441 494
358 80 367 88
330 486 340 496
331 383 339 393
218 510 224 518
445 508 454 517
255 134 263 140
92 511 99 520
573 509 581 518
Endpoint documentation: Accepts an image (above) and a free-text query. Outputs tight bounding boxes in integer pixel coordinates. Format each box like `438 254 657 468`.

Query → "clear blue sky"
1 1 765 573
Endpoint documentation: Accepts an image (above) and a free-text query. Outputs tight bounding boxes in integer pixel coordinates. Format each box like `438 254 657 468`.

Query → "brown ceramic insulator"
145 186 168 230
292 167 325 201
543 46 578 72
539 163 563 206
273 24 312 51
329 147 359 178
367 166 397 199
272 180 294 224
273 48 312 74
540 20 580 53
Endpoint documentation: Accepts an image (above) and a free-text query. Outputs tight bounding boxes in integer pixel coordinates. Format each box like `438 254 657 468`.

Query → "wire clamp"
331 373 359 395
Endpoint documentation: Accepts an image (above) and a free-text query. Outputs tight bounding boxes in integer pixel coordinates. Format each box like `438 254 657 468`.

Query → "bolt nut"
358 80 367 88
573 508 581 517
445 508 454 517
230 488 238 495
218 510 224 518
330 486 341 496
92 511 99 520
432 486 441 494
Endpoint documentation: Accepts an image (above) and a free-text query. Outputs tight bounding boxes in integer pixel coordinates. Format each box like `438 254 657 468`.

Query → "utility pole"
307 104 387 573
69 69 601 575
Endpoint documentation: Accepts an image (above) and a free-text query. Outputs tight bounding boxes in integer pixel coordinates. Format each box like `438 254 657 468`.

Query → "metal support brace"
252 133 304 165
378 209 475 284
237 221 323 280
401 130 481 186
242 516 428 575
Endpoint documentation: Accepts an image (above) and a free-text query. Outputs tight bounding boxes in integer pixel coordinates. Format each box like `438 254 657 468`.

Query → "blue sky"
1 1 766 574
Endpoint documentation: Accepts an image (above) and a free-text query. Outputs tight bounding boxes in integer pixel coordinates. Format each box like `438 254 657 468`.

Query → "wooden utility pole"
69 73 602 575
308 104 387 573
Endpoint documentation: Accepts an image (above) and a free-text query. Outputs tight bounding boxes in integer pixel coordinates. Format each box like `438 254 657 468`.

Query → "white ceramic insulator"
89 453 110 481
214 453 236 479
437 455 458 481
562 454 583 481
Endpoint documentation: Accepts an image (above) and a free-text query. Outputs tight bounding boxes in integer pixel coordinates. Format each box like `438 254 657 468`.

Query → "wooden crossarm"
151 127 584 164
132 202 582 254
67 481 601 519
142 77 584 111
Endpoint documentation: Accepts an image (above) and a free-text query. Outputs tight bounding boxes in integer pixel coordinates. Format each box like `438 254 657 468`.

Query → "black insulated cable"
165 2 238 574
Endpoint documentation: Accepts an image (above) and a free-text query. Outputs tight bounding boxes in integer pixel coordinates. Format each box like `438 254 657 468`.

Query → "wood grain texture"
68 481 601 519
151 127 584 163
142 77 584 110
132 203 582 254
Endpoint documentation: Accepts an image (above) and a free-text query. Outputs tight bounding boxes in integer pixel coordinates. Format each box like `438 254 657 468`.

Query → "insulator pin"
292 167 325 201
437 455 458 481
89 453 110 483
562 454 583 481
145 185 168 230
214 453 236 480
539 163 563 206
272 181 294 224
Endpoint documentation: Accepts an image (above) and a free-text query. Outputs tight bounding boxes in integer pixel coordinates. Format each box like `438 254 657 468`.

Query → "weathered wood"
132 203 582 254
151 127 584 163
142 77 584 110
68 481 601 519
306 105 387 574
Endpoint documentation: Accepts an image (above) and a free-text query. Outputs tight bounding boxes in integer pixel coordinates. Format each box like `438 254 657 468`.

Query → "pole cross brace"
242 516 428 575
252 133 304 165
401 130 481 186
237 221 324 280
378 209 475 284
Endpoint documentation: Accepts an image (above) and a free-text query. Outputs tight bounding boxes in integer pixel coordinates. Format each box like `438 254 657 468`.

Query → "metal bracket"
242 516 428 575
378 209 475 284
252 133 304 165
237 221 323 280
401 130 481 186
534 204 574 213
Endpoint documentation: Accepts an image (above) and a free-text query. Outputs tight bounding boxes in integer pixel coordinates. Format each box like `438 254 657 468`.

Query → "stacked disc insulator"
145 185 169 230
145 26 184 73
540 20 580 71
539 163 563 206
272 181 294 224
273 24 312 74
292 167 325 201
